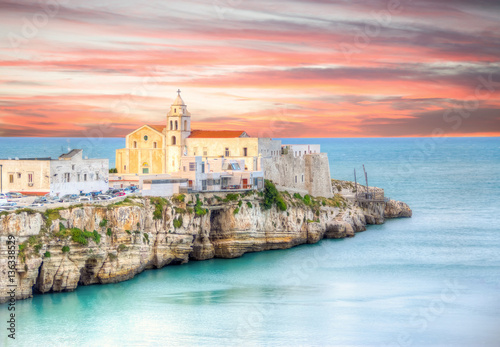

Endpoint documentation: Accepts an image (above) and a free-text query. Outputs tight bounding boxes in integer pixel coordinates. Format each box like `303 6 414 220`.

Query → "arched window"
171 136 176 145
170 120 173 130
175 121 178 130
174 108 176 113
133 141 137 148
184 120 187 131
153 142 157 149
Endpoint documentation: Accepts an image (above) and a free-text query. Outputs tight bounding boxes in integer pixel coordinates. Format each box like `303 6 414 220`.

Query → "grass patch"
99 219 108 227
44 251 51 258
62 245 70 253
223 193 239 202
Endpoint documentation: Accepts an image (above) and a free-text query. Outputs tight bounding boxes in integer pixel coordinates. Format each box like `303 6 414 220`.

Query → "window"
243 147 248 156
214 179 221 185
133 141 137 148
174 108 176 113
301 175 304 182
184 120 187 130
28 173 33 183
9 174 13 184
96 172 99 180
170 120 173 130
144 135 148 141
72 165 75 170
201 163 205 173
17 173 21 179
124 165 127 171
225 148 230 157
295 175 297 183
64 173 71 183
77 174 81 182
171 136 176 145
193 147 197 155
189 162 196 171
183 166 186 172
175 121 178 130
143 168 149 174
231 163 241 170
84 174 87 181
203 147 208 156
153 142 157 149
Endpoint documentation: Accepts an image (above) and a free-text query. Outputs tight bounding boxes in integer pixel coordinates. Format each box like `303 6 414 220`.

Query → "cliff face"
0 186 411 304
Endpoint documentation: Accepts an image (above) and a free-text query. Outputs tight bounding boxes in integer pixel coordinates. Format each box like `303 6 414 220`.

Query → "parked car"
114 192 126 197
96 195 113 201
78 196 93 203
60 194 78 203
6 192 23 199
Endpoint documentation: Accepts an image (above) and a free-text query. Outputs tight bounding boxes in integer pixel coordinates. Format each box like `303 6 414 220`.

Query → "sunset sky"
1 0 499 138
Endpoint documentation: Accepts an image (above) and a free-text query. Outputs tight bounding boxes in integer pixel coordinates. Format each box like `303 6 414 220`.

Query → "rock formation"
0 181 411 303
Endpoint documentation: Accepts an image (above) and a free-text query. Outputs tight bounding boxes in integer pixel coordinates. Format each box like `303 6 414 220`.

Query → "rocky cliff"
0 182 411 303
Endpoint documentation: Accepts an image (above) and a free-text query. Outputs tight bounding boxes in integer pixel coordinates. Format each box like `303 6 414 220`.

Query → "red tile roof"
188 130 248 138
147 125 166 133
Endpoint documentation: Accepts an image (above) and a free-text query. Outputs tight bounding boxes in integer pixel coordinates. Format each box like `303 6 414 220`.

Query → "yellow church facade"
116 91 282 175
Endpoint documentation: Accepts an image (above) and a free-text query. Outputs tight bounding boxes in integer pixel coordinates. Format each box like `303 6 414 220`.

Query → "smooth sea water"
1 137 499 346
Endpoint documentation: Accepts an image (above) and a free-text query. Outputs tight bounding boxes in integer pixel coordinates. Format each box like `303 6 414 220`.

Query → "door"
243 179 248 189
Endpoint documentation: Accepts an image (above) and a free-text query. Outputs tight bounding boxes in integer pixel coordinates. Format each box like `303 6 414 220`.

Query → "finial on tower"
177 89 181 96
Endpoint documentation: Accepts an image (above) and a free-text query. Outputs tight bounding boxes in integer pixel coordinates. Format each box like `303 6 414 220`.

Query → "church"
116 90 282 176
116 90 333 198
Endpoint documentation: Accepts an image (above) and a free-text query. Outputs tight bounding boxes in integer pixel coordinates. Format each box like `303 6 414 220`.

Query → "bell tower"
166 90 191 173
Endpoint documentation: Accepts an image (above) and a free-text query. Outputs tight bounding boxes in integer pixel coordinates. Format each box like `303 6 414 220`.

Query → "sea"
0 136 499 346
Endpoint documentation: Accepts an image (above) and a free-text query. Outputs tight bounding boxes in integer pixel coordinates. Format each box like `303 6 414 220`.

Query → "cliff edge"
0 181 411 303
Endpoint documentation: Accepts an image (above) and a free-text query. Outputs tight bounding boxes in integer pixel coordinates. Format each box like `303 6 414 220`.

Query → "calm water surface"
0 137 499 346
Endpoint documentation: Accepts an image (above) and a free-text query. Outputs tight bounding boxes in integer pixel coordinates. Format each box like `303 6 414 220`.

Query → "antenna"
354 168 358 204
363 164 369 199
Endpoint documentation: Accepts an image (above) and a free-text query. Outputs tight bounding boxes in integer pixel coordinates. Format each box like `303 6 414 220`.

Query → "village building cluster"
1 91 333 198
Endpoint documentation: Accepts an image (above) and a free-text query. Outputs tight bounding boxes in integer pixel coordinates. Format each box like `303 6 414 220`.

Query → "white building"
0 149 109 196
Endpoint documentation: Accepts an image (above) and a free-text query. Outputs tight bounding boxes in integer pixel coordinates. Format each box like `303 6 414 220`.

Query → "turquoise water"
1 137 500 346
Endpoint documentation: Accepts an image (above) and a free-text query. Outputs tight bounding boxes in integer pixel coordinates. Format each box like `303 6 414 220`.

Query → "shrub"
99 219 108 227
126 230 131 235
172 194 185 203
293 193 302 200
34 244 43 252
118 244 128 251
303 195 312 206
107 228 112 236
44 251 51 258
262 180 287 211
194 197 207 216
233 207 240 215
108 253 118 260
214 195 222 201
238 200 243 207
143 233 149 243
151 197 168 220
62 246 70 253
93 230 101 244
246 202 253 208
223 193 239 202
19 243 27 252
173 216 183 228
175 207 186 214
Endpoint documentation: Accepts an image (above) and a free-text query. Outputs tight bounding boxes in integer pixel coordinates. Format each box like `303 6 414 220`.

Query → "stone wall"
262 151 333 198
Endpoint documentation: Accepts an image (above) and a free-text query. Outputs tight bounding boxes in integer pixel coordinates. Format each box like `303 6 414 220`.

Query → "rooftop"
188 130 249 138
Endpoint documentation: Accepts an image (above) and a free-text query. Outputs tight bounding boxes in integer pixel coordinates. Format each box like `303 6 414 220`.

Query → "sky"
0 0 499 138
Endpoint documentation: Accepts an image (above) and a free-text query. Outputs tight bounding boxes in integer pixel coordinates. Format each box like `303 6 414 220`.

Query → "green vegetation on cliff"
262 180 287 211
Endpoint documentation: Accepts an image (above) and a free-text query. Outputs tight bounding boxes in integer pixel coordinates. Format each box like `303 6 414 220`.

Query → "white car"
78 197 93 203
0 194 7 206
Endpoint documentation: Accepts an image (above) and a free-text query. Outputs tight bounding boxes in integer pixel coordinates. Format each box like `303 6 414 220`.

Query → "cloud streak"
0 0 499 137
